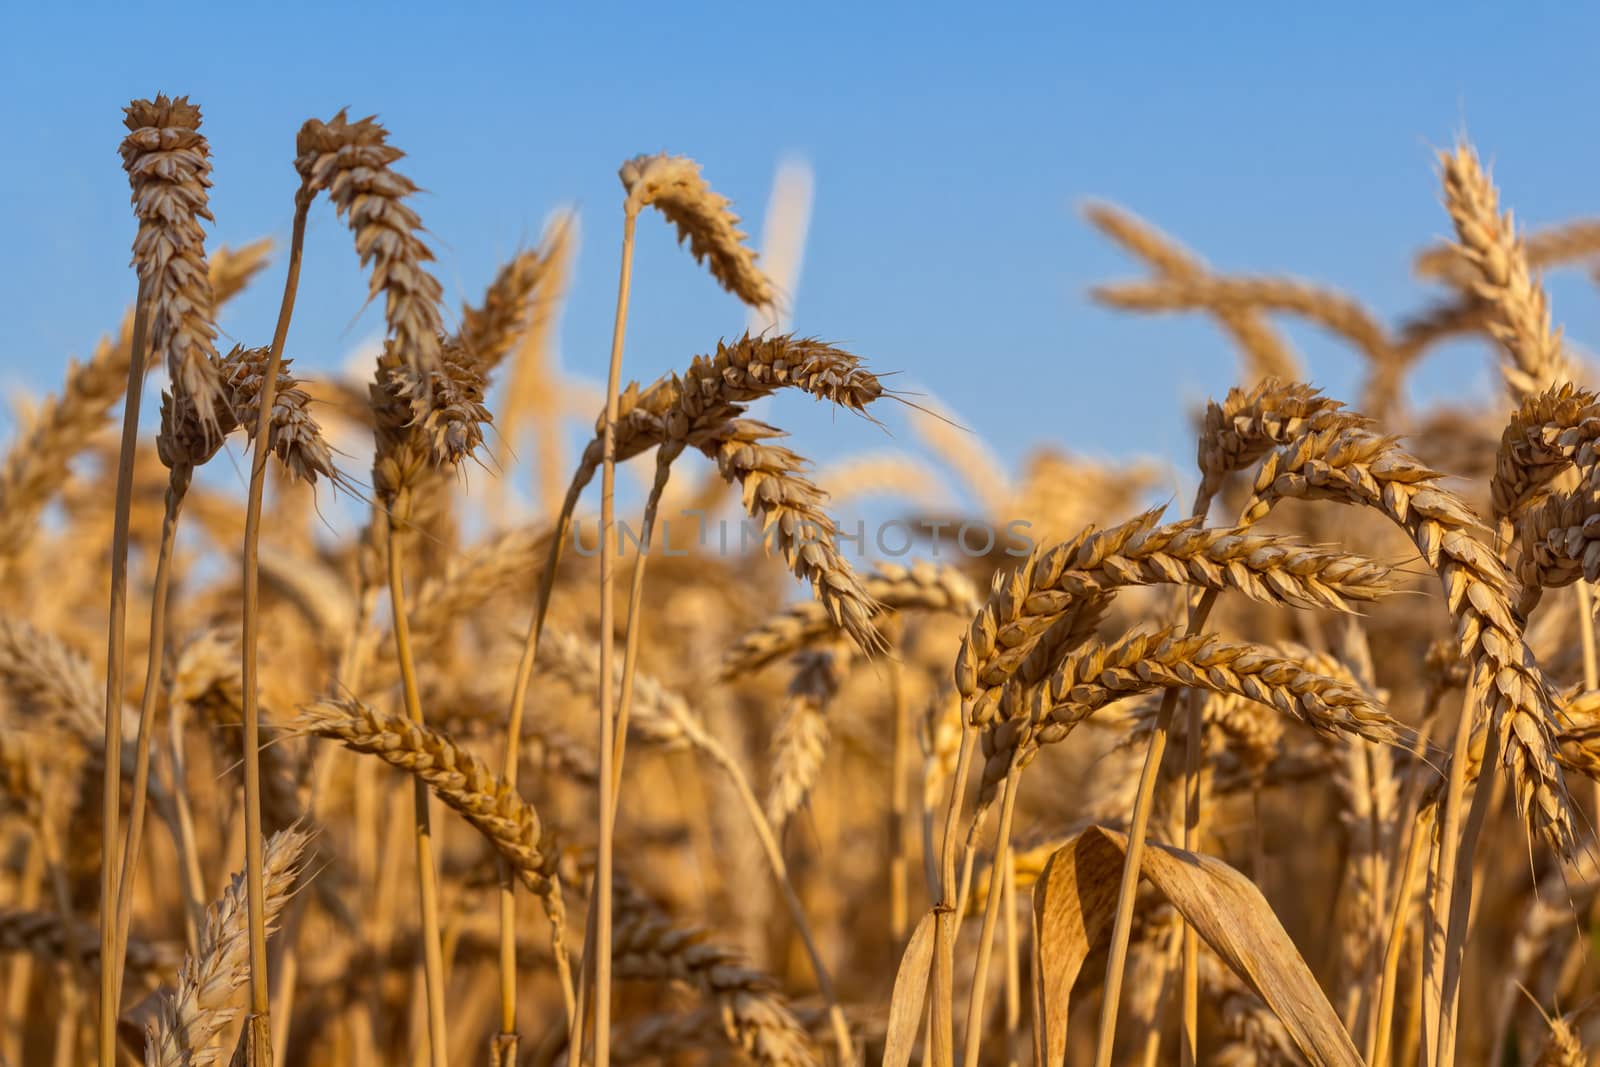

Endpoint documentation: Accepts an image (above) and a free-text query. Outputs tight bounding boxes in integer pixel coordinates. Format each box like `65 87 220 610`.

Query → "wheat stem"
98 281 147 1067
1093 587 1218 1067
110 464 187 1011
931 724 975 1067
590 205 638 1067
890 656 910 942
962 765 1020 1067
383 525 451 1067
237 194 310 1065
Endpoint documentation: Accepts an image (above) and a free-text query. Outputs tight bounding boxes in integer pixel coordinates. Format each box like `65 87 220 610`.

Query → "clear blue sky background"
4 5 1599 499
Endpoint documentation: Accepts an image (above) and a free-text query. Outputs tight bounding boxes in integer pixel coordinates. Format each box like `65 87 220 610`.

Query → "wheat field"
4 96 1600 1067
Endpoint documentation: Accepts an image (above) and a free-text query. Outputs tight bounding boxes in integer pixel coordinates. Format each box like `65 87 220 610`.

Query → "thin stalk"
931 725 976 1067
1180 687 1202 1067
1577 584 1600 825
98 281 149 1067
1092 589 1219 1067
890 656 910 942
962 767 1021 1067
1002 850 1021 1067
592 206 639 1067
1422 686 1480 1067
238 194 311 1063
387 524 451 1067
3 835 43 1064
110 463 188 1011
1369 707 1442 1067
164 706 207 951
1434 716 1503 1067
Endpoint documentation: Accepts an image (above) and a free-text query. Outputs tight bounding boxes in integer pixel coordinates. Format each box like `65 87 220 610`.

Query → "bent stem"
1093 587 1219 1067
98 281 148 1067
591 205 638 1067
110 463 190 1010
386 522 451 1067
238 194 310 1062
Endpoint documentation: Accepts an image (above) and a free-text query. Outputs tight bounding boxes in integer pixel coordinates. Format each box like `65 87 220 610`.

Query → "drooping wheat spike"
370 337 491 518
1245 423 1576 854
1491 384 1600 538
220 347 337 486
0 909 177 981
1514 481 1600 616
1439 142 1570 400
1083 200 1301 381
610 875 818 1067
955 507 1397 724
706 419 885 654
143 826 310 1067
0 241 269 565
537 628 697 752
766 646 853 833
295 699 565 913
620 153 776 309
1194 378 1364 516
295 110 444 396
1092 274 1392 367
978 627 1403 803
120 95 226 432
722 560 978 678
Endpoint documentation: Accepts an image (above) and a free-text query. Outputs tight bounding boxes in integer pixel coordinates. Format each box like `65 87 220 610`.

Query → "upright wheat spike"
1439 143 1571 400
119 95 226 431
143 827 309 1067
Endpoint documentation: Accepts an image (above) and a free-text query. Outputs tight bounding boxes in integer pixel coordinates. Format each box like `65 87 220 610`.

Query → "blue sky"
4 5 1600 501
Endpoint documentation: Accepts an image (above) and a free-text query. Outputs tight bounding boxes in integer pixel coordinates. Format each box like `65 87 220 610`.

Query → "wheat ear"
620 153 776 309
1083 200 1300 382
1439 142 1570 400
610 875 817 1067
143 827 309 1067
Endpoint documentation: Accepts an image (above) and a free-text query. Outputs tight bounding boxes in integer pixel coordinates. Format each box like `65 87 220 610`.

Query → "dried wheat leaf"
1031 826 1361 1067
883 910 936 1067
